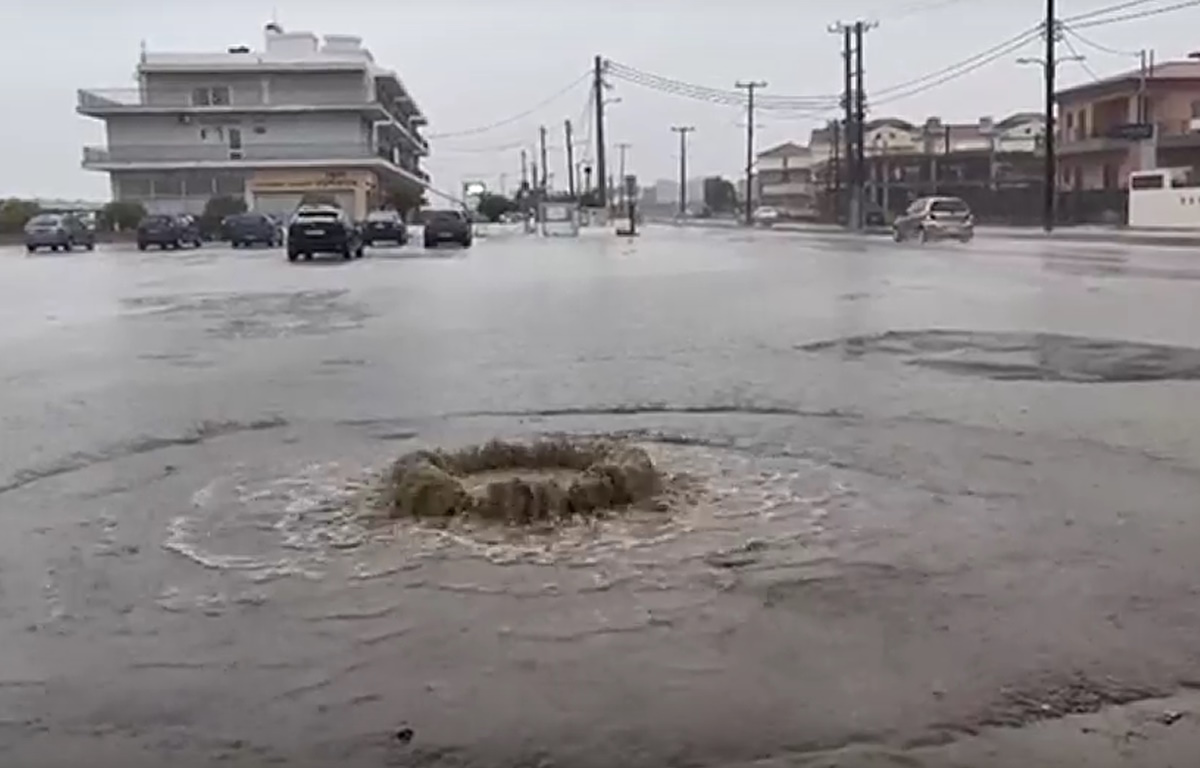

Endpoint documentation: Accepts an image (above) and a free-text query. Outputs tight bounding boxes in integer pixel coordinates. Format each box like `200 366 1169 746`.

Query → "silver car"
892 196 974 243
24 213 96 253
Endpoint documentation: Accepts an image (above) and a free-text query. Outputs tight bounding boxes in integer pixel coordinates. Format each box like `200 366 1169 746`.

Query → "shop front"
247 169 379 219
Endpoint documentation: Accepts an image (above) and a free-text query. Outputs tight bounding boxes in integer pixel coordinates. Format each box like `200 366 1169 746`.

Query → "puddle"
161 441 852 589
120 290 370 339
798 329 1200 383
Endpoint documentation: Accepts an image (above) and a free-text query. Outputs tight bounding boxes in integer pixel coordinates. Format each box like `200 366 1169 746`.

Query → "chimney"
978 115 994 133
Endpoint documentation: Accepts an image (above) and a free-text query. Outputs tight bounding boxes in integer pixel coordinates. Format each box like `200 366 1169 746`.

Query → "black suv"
137 214 202 250
362 210 408 247
286 206 364 262
224 213 282 248
423 209 473 248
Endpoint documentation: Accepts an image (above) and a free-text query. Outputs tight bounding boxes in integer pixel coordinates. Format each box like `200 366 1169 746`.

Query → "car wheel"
342 245 353 261
85 242 95 251
918 227 929 244
959 233 974 243
424 239 435 249
362 239 373 248
26 245 36 253
462 237 472 247
287 249 299 262
302 253 313 261
355 245 365 259
137 243 147 251
892 228 904 242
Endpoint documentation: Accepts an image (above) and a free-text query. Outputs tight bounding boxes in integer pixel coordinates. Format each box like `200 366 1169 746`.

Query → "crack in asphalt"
0 417 289 496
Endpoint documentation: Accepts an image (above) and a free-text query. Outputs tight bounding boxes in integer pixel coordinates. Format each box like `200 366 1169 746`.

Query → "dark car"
224 212 282 248
137 214 203 250
286 205 364 262
362 210 408 246
423 209 473 248
24 212 95 252
892 196 974 243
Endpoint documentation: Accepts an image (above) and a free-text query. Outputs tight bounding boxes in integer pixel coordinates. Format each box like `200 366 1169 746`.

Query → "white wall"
104 112 370 160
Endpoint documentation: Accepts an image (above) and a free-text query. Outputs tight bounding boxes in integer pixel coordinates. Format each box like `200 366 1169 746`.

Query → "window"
1130 173 1163 190
1191 100 1200 118
191 86 231 106
1077 110 1088 141
1102 163 1117 190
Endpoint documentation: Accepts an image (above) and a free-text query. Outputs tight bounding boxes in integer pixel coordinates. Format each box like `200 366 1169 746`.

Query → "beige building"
1057 59 1200 190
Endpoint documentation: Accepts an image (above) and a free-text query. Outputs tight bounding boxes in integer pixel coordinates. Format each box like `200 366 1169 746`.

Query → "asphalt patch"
120 290 370 339
797 329 1200 383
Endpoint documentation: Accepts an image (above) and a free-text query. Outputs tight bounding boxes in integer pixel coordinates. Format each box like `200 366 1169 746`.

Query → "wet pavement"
3 226 1200 766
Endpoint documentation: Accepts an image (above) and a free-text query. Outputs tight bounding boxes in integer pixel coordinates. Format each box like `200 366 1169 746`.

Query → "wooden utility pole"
594 55 608 207
670 127 693 216
539 125 549 192
564 120 576 198
735 81 766 225
1043 0 1056 232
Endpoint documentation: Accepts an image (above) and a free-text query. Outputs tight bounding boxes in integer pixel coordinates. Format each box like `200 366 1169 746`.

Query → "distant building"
76 24 429 218
756 141 817 215
1056 58 1200 190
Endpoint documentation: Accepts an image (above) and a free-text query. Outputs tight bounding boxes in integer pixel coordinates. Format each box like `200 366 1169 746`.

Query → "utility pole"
565 120 576 198
840 24 855 228
669 128 693 216
520 149 528 188
539 125 549 192
594 55 608 208
854 21 868 229
1043 0 1056 232
616 142 632 207
831 119 842 222
735 80 766 226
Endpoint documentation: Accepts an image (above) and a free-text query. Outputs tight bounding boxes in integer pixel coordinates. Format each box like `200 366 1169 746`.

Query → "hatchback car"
286 206 364 261
224 213 282 248
892 196 974 243
362 210 409 246
137 214 203 250
751 206 781 227
24 213 95 252
423 209 473 248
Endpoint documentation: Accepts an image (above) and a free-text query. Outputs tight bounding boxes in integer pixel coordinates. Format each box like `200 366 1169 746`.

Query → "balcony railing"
82 142 426 166
77 87 387 110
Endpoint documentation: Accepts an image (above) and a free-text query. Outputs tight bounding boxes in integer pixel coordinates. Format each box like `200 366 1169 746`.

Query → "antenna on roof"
139 38 147 62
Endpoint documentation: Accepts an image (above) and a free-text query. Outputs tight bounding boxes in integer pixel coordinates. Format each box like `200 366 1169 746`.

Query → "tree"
197 195 247 239
703 177 738 214
476 192 517 222
0 199 41 234
385 186 428 216
97 200 146 232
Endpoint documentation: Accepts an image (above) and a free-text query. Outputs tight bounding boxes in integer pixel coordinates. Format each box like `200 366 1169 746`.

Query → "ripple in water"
162 441 856 594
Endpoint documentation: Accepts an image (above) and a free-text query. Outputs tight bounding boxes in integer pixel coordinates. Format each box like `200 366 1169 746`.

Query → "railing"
82 142 425 165
76 87 402 110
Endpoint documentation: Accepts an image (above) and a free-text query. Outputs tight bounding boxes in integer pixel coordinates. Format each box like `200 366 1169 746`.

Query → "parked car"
24 212 95 252
423 209 473 248
892 196 974 243
752 206 781 226
224 212 282 247
137 214 203 250
362 210 408 246
286 205 364 261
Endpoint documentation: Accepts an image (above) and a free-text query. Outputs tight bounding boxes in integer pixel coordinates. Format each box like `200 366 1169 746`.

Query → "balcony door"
228 128 243 160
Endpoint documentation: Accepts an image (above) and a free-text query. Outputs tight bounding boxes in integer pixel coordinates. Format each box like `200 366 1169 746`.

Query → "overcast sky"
1 0 1196 200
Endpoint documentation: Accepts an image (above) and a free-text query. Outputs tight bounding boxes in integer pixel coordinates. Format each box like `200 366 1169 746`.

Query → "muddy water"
7 230 1200 766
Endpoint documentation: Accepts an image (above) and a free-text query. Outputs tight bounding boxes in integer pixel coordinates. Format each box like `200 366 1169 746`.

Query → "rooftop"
137 24 423 117
1056 59 1200 100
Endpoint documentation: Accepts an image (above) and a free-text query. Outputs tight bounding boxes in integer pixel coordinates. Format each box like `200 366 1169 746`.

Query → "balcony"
82 142 429 173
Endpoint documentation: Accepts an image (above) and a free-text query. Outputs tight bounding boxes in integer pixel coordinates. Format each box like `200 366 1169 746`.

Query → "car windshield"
28 214 62 226
367 211 399 222
930 199 969 213
228 214 263 225
428 210 462 221
295 211 339 222
142 215 172 225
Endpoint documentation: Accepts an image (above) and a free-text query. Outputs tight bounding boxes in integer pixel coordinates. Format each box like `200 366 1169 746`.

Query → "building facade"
800 113 1045 221
1056 60 1200 191
78 25 429 218
755 142 817 216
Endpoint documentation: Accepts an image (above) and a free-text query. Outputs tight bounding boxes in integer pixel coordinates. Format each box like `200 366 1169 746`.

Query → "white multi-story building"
77 24 429 218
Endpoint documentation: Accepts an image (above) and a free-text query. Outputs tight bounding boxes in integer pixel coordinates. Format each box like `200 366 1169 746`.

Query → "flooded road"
4 226 1200 766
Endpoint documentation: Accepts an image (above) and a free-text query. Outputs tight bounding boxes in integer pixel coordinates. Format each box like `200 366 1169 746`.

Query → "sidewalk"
653 217 1200 248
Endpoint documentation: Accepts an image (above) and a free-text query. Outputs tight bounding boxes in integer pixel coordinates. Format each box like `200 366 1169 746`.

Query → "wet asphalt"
3 225 1200 767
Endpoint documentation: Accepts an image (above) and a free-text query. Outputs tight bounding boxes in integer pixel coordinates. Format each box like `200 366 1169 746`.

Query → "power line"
425 72 590 139
1070 0 1200 28
1061 24 1142 57
872 26 1042 96
872 29 1042 105
1062 0 1159 22
1061 33 1104 80
604 59 839 108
